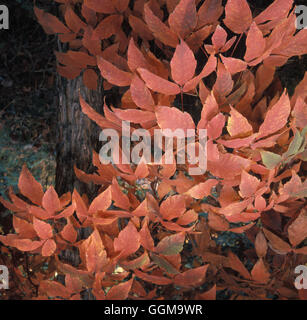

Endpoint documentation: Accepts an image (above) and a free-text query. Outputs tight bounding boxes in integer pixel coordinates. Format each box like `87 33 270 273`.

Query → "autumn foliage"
1 0 307 300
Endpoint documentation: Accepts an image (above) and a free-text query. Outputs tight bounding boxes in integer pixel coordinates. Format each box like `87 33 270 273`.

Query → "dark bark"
54 51 103 199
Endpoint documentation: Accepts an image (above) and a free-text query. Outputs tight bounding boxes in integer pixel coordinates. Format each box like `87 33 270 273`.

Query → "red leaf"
42 186 61 215
64 5 86 33
113 108 156 123
227 107 253 138
223 0 252 34
168 0 197 39
239 170 260 198
263 228 291 254
212 25 227 51
185 179 218 199
61 223 77 243
174 265 209 287
134 270 173 285
111 178 130 210
144 4 178 48
97 56 132 87
288 209 307 247
88 186 112 214
155 106 195 133
207 113 225 140
198 0 223 28
138 68 180 95
34 7 70 35
255 231 268 258
196 284 216 300
13 239 44 252
33 218 53 240
106 278 133 300
127 38 148 72
170 39 196 86
140 219 155 251
213 61 233 98
83 0 116 13
244 22 265 63
160 195 186 221
208 211 229 231
42 239 57 257
114 221 140 258
92 15 123 40
220 55 247 75
155 232 185 255
251 258 270 283
258 90 291 139
226 251 251 280
18 165 44 205
130 75 155 111
13 216 36 239
40 280 71 299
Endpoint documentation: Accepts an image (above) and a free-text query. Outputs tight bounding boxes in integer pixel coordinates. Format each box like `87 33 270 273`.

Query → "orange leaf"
64 5 86 33
111 178 130 210
198 0 223 28
42 186 61 215
174 265 209 287
106 278 133 300
144 4 178 48
127 38 148 72
88 186 112 214
83 0 116 13
61 223 77 243
223 0 252 34
255 231 268 258
138 68 180 95
92 15 123 40
258 90 291 139
244 22 265 63
130 75 155 111
227 106 253 138
288 209 307 247
160 195 186 221
140 219 155 251
168 0 197 39
97 56 132 87
114 221 140 258
220 55 247 75
155 232 185 255
208 211 229 231
251 258 270 283
239 170 260 198
134 269 173 285
18 165 44 206
42 239 57 256
185 179 218 199
33 218 53 240
263 228 291 254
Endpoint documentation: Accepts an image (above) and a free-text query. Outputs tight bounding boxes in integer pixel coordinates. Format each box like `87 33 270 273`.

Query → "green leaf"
260 151 282 169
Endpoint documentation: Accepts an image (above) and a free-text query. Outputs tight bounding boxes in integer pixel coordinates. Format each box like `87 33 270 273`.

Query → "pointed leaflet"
208 211 229 232
34 7 70 35
97 56 132 87
111 177 130 210
33 218 53 240
251 258 270 283
168 0 197 39
127 38 148 72
212 25 227 50
88 187 112 214
113 108 156 123
155 106 195 133
213 61 233 98
106 278 133 300
39 280 71 299
130 75 155 111
160 195 186 221
244 22 266 63
255 231 268 258
226 251 251 279
185 179 218 200
42 186 61 215
258 91 291 139
239 171 260 198
170 39 196 86
137 68 180 95
92 15 123 40
18 165 44 205
144 4 178 48
263 228 291 254
42 239 57 257
155 232 185 255
140 219 155 251
220 55 247 75
197 0 223 28
64 5 86 33
84 0 116 13
227 107 253 138
254 0 293 25
223 0 252 34
134 270 173 285
61 223 77 243
13 216 36 239
114 221 140 258
288 209 307 247
174 265 209 287
207 113 225 140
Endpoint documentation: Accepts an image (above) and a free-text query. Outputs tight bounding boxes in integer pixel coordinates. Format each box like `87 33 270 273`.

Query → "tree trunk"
55 52 103 199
